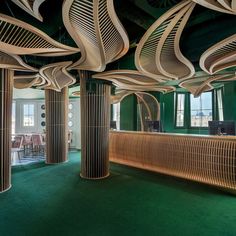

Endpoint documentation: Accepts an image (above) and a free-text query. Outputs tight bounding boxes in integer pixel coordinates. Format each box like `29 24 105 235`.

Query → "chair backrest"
12 136 23 148
68 130 72 144
32 134 42 146
22 135 32 146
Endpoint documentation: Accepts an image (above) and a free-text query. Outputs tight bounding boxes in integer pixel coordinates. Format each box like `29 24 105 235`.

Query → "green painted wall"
120 95 137 131
160 92 208 134
223 82 236 121
119 82 236 134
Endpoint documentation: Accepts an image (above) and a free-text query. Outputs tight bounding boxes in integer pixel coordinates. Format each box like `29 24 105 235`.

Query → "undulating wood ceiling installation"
93 70 176 93
0 14 79 56
200 34 236 75
193 0 236 15
11 0 46 21
63 0 129 71
0 51 37 71
179 73 236 97
110 90 133 104
39 61 76 91
14 74 45 89
135 0 195 81
71 91 80 97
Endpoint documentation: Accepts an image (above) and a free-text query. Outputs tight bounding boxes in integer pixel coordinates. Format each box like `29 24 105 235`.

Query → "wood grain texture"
193 0 236 14
179 73 236 97
93 70 175 93
0 69 13 193
39 61 76 92
110 131 236 193
0 14 79 56
63 0 129 71
135 0 195 80
80 71 111 179
45 87 68 164
200 34 236 75
0 51 37 72
14 74 45 89
11 0 46 21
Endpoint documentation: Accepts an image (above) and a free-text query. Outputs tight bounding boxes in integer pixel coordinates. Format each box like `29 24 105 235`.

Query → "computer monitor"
110 120 117 130
146 120 161 132
208 121 235 135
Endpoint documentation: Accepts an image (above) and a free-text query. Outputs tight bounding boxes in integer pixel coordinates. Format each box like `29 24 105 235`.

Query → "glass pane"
23 104 35 126
201 92 212 109
112 103 120 130
217 89 224 121
190 95 200 111
176 94 185 127
190 92 212 127
177 94 185 111
176 111 184 127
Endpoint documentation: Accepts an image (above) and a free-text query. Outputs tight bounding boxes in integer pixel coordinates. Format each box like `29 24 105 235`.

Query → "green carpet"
1 151 236 236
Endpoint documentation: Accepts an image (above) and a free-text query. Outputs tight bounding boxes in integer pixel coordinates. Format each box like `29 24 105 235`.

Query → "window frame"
112 103 120 130
189 91 214 129
175 92 186 128
22 103 35 127
174 91 218 130
216 88 224 121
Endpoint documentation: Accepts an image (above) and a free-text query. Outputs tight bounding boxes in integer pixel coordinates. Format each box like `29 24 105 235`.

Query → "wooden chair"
11 136 24 163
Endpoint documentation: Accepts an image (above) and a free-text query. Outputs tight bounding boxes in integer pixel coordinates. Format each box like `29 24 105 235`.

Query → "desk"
109 131 236 193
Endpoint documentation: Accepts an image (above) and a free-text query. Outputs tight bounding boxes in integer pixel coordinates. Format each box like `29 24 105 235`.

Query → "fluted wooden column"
80 71 111 179
0 69 13 193
45 87 68 164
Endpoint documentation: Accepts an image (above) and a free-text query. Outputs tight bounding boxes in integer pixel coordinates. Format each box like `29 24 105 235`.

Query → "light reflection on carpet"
12 156 45 166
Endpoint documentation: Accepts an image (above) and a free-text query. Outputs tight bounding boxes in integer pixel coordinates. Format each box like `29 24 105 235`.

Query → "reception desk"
109 131 236 193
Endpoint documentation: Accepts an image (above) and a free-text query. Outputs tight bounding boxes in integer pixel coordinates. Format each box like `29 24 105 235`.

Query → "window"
176 93 185 127
23 104 35 126
190 92 212 127
112 103 120 130
217 89 224 121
